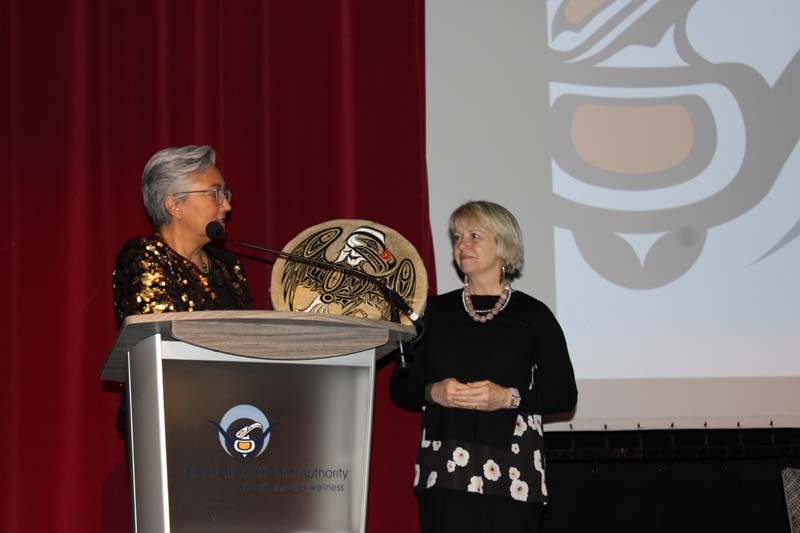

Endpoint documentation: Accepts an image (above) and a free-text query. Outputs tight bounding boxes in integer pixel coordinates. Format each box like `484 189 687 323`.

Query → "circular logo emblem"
210 405 273 459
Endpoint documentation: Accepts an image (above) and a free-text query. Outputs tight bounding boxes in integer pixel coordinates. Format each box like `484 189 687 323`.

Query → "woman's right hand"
430 378 513 411
429 378 471 409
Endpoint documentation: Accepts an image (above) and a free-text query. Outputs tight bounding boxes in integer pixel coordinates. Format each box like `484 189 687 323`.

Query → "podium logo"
209 404 275 460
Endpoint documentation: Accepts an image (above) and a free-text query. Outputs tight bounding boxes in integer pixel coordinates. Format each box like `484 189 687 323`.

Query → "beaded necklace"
461 278 512 323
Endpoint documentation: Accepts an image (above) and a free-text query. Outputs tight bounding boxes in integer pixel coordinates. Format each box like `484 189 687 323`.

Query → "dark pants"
418 488 544 533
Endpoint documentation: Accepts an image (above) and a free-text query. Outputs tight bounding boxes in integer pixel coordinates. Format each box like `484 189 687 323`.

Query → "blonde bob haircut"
448 200 524 280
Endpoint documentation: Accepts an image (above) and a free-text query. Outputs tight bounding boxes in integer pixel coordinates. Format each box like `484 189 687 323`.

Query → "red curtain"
1 1 432 531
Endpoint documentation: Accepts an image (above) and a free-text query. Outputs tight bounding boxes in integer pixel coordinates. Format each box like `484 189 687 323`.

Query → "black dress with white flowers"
390 289 577 530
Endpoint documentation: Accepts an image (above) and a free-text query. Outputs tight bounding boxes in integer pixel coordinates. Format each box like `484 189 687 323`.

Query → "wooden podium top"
101 310 417 382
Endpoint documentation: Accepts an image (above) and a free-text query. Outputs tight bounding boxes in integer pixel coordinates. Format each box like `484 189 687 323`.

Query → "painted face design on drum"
272 221 427 325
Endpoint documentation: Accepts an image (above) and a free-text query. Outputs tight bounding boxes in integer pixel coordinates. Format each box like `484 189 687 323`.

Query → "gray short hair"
141 145 217 228
448 200 524 280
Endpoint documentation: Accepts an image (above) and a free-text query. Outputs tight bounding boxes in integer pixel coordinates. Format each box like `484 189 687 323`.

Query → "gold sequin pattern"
112 235 253 327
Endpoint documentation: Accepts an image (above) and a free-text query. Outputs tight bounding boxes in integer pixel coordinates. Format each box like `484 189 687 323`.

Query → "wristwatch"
425 383 435 404
509 387 521 409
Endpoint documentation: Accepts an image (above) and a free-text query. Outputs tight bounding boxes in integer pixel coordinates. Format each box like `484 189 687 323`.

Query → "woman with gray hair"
112 145 253 326
111 145 253 432
390 200 577 533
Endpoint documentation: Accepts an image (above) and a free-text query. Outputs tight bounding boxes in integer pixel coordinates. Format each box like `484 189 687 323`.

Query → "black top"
112 235 253 327
390 289 577 504
111 235 254 432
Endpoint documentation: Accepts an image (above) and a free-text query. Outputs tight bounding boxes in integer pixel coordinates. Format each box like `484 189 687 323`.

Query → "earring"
500 262 506 283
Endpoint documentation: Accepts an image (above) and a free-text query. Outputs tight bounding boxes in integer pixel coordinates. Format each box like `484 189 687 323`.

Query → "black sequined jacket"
111 235 254 433
112 235 254 328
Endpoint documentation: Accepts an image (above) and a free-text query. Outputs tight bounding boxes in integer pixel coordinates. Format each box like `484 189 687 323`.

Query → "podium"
101 310 415 533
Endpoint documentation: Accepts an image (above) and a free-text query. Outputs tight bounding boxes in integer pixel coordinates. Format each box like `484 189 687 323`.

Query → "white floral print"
467 475 484 494
413 406 550 503
453 446 470 467
427 471 438 488
483 459 501 481
528 414 543 436
534 449 547 496
513 414 527 437
534 449 543 473
541 469 548 496
510 479 529 502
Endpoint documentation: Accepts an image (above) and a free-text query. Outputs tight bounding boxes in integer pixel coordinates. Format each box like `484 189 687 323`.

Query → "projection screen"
425 0 800 430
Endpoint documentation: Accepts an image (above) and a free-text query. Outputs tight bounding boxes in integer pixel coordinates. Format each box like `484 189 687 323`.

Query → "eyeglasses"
174 187 232 205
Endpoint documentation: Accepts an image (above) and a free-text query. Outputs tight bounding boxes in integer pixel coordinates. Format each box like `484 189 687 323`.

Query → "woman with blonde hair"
391 200 577 533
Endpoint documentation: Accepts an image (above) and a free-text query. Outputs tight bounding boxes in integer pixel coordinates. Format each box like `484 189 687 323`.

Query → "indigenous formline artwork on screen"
546 0 800 289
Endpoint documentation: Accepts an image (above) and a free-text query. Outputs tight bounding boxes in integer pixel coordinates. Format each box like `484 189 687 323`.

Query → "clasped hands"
429 378 512 411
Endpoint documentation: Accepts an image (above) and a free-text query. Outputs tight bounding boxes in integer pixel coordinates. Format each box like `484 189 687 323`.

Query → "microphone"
205 221 424 329
378 284 423 325
206 221 227 240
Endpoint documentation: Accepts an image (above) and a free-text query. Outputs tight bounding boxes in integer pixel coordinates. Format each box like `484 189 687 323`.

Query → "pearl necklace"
462 279 512 323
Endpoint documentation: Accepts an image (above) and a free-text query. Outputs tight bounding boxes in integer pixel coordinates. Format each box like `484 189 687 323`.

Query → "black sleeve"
389 336 429 413
112 239 175 328
519 303 578 415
